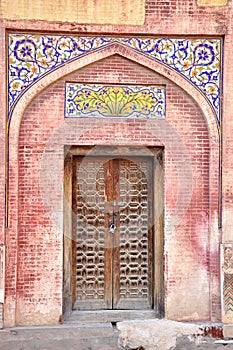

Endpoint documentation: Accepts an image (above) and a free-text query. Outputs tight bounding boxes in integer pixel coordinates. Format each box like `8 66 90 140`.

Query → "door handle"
109 223 116 233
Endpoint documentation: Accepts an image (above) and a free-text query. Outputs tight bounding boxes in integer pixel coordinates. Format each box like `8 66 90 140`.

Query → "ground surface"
0 323 119 350
0 323 233 350
174 336 233 350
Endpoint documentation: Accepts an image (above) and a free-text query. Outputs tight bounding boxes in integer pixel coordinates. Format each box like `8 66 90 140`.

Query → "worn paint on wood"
70 148 163 312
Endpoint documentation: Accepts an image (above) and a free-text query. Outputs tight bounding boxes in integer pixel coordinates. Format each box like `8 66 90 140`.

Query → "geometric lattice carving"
224 273 233 314
65 83 166 119
76 158 105 302
74 156 152 309
119 159 150 301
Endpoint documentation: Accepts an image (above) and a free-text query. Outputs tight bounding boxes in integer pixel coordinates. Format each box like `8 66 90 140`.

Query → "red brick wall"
12 54 214 325
0 27 6 243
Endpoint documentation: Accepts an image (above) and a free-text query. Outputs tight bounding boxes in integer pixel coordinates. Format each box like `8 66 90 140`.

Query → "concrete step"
0 323 119 350
64 309 157 323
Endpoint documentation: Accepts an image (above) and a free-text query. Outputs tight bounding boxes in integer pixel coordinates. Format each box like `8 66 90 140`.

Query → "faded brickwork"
0 0 232 328
12 56 211 324
0 26 5 245
0 0 145 24
198 0 227 5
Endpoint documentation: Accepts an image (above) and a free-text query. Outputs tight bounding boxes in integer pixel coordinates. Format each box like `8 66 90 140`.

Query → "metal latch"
109 223 116 233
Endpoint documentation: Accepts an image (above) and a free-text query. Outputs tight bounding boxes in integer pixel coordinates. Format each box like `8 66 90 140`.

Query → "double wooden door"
73 156 153 310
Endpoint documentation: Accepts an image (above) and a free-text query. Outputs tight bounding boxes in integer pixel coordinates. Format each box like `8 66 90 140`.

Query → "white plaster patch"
117 319 202 350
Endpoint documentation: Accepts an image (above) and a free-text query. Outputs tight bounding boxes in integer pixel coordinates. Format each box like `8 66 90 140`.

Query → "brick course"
0 0 231 327
8 55 214 324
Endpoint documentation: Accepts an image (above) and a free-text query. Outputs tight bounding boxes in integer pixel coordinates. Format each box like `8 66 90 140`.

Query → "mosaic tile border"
222 244 233 319
8 34 222 124
65 83 166 119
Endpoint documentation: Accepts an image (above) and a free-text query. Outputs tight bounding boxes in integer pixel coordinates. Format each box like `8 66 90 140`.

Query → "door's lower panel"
113 298 151 310
74 299 109 310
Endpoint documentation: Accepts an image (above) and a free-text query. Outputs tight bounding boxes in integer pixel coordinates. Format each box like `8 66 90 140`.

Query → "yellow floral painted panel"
65 84 166 119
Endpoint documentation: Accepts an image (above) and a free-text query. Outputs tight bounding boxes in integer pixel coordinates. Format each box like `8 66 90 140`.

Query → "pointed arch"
5 42 220 326
9 43 219 139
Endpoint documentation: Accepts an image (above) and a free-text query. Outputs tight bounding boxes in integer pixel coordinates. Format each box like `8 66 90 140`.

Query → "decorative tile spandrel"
8 35 112 116
8 34 221 123
65 84 166 119
122 38 221 121
222 244 233 323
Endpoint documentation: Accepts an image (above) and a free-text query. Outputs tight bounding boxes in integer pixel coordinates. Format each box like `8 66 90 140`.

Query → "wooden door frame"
63 145 164 318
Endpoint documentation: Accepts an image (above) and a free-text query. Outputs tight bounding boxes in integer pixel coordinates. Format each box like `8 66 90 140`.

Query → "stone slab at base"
223 324 233 338
0 323 119 350
117 319 223 350
0 304 3 329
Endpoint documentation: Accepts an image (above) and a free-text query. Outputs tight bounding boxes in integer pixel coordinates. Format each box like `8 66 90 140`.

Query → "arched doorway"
5 45 220 326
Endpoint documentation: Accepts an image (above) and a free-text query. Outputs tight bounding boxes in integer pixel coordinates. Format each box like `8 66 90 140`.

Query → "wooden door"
73 156 153 310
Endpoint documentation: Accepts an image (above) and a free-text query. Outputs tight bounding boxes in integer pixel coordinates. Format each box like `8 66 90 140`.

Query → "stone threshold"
63 309 157 323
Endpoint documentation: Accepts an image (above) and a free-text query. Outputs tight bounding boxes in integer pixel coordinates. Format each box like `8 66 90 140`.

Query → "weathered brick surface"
0 26 6 244
0 0 145 24
0 0 232 327
197 0 227 5
0 0 230 35
8 55 213 325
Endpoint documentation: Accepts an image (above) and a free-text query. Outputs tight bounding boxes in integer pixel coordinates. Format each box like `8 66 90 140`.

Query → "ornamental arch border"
8 42 220 228
5 43 220 326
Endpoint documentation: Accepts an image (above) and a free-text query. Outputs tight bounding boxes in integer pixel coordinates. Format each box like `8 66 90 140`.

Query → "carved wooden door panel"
73 156 153 310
